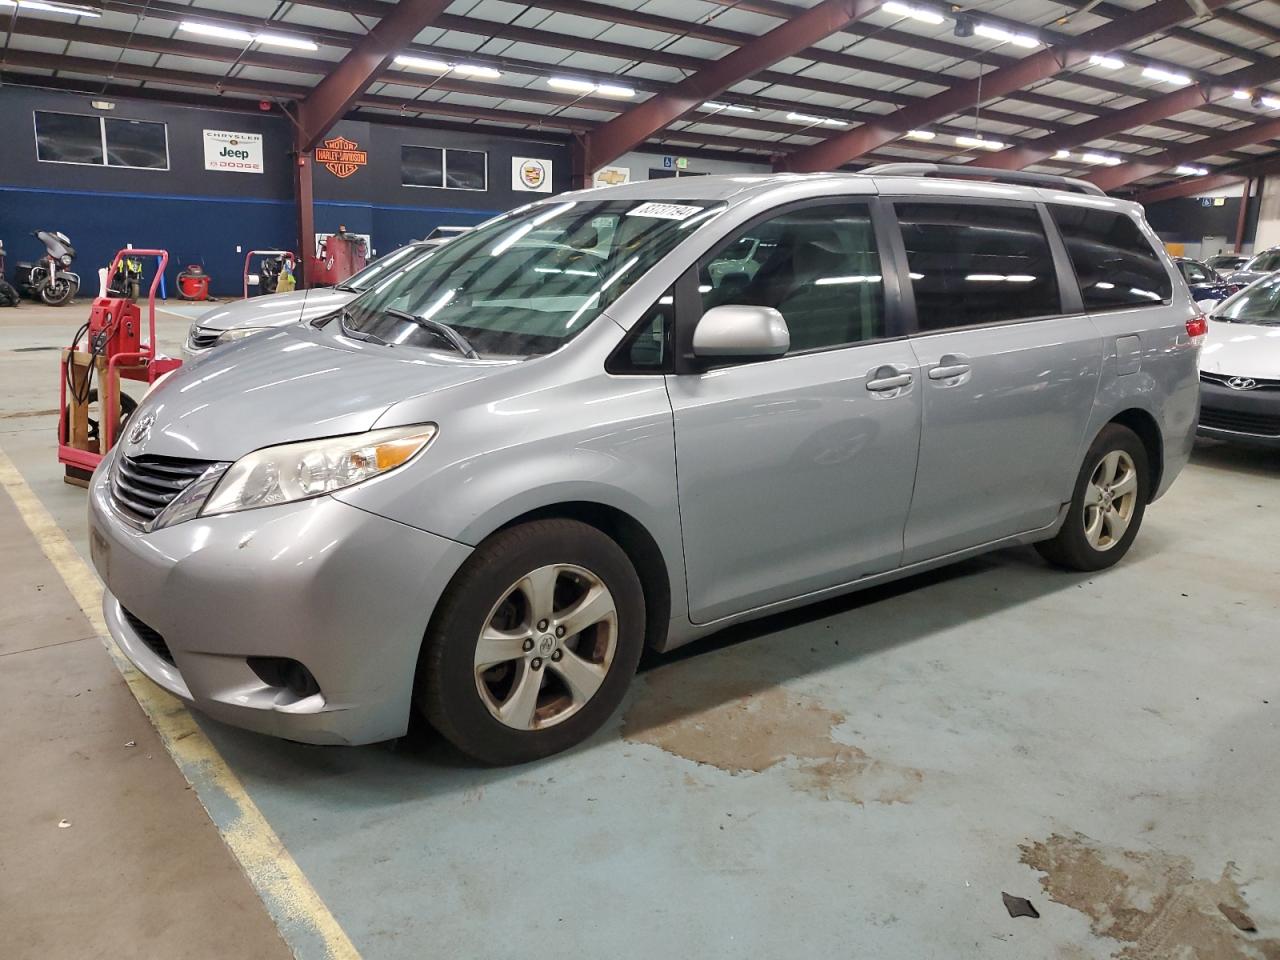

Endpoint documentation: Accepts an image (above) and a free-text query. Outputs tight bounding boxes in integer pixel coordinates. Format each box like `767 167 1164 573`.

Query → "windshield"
339 243 432 292
342 198 725 357
1215 273 1280 324
1243 251 1280 273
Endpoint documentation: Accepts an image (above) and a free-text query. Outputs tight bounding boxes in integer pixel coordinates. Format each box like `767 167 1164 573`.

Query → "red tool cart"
57 249 182 485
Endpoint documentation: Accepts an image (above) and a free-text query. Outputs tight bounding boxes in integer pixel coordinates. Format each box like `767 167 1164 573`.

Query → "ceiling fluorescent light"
1175 165 1209 176
973 23 1039 48
1081 152 1122 166
882 1 945 25
179 21 255 42
1088 54 1124 70
787 112 847 127
255 33 318 51
1260 95 1280 110
1054 149 1071 159
1232 89 1251 99
701 102 756 114
452 63 501 79
1142 65 1191 86
548 77 597 93
596 83 635 98
906 129 936 140
394 55 450 72
955 134 1006 150
0 0 100 14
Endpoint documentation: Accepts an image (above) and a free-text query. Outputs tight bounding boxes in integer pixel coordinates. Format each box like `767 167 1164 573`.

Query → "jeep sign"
203 129 264 174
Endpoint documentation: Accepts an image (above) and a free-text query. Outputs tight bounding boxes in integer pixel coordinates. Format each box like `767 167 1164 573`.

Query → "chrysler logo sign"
1227 377 1258 391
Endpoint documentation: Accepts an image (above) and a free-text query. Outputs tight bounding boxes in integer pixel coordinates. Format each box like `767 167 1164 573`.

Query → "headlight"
200 424 437 517
217 327 269 344
60 254 73 267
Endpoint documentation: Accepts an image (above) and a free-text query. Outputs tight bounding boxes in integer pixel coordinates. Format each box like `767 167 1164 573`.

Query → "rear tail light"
1186 314 1208 345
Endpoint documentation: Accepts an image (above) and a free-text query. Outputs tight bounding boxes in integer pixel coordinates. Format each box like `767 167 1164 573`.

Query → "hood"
132 324 516 461
1225 270 1268 287
193 287 358 333
1200 317 1280 380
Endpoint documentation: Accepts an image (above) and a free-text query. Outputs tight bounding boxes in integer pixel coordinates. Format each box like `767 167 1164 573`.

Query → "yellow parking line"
0 446 360 960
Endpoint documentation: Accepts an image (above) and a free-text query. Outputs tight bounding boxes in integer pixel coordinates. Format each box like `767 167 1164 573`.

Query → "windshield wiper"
385 308 479 359
338 309 391 346
333 282 358 293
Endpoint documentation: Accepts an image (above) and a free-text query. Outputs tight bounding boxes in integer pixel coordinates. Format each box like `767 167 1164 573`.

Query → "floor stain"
1021 832 1280 960
624 662 922 805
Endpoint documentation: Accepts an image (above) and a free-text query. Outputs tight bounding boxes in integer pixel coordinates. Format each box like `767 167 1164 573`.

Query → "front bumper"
1198 380 1280 448
89 458 472 744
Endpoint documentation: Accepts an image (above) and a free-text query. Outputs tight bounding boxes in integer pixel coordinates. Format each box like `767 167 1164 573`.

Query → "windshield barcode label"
626 202 704 221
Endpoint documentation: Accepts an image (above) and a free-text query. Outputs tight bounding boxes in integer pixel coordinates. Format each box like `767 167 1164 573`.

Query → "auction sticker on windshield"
626 202 704 221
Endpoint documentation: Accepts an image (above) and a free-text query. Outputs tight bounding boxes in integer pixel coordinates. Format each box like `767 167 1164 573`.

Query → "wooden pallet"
61 349 119 488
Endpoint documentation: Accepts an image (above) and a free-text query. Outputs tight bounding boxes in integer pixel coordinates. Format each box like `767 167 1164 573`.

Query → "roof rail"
860 163 1107 198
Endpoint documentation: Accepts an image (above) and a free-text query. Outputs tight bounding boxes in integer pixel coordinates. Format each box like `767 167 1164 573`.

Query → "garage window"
1050 205 1172 309
401 145 487 191
34 111 169 170
896 201 1061 330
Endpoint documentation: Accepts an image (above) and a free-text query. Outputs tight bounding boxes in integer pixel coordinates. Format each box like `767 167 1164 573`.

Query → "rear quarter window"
1050 205 1172 310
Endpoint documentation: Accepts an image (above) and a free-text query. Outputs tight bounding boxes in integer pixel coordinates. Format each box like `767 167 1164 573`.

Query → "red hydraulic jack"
57 249 182 485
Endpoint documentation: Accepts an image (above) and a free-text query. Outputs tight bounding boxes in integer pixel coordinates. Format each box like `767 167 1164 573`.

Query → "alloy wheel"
1083 450 1138 551
473 563 618 730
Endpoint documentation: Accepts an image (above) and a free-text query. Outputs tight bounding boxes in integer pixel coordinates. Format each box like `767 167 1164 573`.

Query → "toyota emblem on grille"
1227 377 1258 391
128 412 156 445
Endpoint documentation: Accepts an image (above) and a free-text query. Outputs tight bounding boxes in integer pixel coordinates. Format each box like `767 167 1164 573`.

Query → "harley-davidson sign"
315 136 368 178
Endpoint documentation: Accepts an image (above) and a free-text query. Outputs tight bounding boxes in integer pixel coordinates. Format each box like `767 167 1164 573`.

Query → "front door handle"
867 373 913 391
927 353 972 381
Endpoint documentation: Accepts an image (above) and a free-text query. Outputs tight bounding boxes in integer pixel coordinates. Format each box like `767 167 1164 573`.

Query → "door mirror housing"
692 304 790 359
1196 298 1219 314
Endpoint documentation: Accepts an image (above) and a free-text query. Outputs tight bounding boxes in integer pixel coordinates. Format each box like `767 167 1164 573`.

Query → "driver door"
666 199 922 624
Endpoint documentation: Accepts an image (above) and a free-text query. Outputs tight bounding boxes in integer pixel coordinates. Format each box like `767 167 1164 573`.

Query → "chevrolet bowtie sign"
316 136 368 178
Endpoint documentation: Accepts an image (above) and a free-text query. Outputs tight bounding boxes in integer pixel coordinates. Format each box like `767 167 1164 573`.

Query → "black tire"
1036 423 1149 572
61 389 138 445
40 277 77 306
417 518 646 765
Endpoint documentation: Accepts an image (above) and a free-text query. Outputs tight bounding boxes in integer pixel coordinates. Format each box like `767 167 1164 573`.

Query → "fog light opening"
247 656 321 698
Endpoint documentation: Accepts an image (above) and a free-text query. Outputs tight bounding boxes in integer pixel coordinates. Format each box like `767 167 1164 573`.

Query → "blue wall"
0 87 572 296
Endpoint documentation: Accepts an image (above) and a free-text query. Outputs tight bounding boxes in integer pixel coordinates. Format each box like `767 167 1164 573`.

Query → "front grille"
1199 408 1280 437
1200 372 1280 391
111 454 212 525
187 326 222 350
121 607 174 665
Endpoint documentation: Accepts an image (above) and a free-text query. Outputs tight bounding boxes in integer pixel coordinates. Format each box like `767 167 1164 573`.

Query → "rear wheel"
417 519 646 765
1036 423 1149 572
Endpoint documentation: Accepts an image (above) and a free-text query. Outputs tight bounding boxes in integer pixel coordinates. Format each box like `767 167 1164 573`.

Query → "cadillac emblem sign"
315 136 368 178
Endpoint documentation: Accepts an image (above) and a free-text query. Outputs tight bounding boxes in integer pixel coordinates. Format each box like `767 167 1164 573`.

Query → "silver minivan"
89 166 1202 764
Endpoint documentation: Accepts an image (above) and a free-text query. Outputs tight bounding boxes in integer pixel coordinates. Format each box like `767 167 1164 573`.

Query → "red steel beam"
984 58 1280 171
778 0 1229 174
579 0 878 178
1090 116 1280 192
1133 156 1280 205
295 0 451 153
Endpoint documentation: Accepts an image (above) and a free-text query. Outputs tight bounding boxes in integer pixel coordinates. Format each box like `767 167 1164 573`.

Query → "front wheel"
1036 423 1149 572
417 519 646 765
40 276 78 306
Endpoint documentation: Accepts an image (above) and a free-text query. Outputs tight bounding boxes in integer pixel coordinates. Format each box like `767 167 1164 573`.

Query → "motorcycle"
18 230 80 306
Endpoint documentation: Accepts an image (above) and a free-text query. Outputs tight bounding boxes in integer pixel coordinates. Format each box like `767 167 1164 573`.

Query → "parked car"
1198 272 1280 446
182 237 453 359
1223 246 1280 288
89 167 1201 764
1206 253 1247 279
1175 257 1233 303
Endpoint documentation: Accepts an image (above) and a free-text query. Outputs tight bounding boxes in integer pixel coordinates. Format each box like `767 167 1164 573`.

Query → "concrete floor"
2 301 1278 959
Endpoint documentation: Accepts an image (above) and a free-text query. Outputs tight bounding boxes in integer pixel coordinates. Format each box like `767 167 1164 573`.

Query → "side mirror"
692 304 790 359
1196 299 1219 313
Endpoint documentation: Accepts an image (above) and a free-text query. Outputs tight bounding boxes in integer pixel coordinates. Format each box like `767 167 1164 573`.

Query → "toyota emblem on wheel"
1226 377 1258 391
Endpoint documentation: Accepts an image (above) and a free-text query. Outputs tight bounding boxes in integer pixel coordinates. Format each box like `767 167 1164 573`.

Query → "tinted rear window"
896 201 1060 330
1050 206 1171 310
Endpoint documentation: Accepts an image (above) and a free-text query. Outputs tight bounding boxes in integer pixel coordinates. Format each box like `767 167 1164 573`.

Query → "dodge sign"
203 130 264 174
